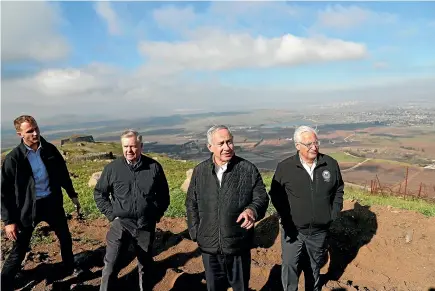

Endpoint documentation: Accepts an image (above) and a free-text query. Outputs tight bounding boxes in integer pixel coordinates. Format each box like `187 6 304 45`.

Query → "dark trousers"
202 251 251 291
1 196 74 291
100 218 154 291
281 228 328 291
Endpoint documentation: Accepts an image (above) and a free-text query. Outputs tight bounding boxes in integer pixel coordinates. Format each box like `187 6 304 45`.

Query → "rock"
405 229 414 243
181 169 194 193
88 171 102 188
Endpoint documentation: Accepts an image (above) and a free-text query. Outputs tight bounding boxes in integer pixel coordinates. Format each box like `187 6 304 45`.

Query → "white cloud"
151 2 301 35
94 1 121 35
317 5 397 29
2 61 434 125
1 1 69 62
152 5 196 30
138 32 367 71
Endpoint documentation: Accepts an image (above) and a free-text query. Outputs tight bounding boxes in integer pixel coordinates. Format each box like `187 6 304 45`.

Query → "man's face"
208 129 235 165
121 136 142 162
296 131 319 162
17 121 40 148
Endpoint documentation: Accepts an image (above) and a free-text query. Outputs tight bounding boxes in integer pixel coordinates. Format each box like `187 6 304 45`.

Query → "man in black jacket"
94 129 170 291
185 125 269 291
269 125 344 291
1 115 82 291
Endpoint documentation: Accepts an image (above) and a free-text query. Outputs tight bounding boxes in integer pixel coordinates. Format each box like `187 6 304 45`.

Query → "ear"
207 144 213 153
16 131 23 138
295 143 301 151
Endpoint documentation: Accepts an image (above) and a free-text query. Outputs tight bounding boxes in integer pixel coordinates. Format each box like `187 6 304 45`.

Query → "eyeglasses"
298 140 320 148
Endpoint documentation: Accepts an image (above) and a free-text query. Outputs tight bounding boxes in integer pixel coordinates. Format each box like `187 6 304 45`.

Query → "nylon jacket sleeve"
268 163 298 236
94 166 115 221
185 167 200 242
245 167 269 221
331 162 344 221
153 163 170 222
1 156 19 225
52 145 77 198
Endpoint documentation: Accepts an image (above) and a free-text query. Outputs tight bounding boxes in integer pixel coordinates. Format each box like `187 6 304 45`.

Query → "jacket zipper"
216 170 224 254
26 151 37 228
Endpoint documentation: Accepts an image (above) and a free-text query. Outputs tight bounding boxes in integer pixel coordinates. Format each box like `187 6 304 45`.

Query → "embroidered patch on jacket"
322 170 331 182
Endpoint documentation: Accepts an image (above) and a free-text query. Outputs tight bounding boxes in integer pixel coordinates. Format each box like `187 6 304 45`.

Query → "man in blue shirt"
1 115 82 291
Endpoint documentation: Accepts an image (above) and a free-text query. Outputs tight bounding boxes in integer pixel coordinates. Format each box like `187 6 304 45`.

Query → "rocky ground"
2 200 435 291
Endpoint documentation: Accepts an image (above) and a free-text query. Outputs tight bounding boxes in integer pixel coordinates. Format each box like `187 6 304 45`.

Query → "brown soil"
2 200 435 291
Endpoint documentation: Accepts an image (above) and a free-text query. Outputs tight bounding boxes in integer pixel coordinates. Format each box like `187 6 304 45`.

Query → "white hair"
120 129 142 143
293 126 318 144
207 125 233 145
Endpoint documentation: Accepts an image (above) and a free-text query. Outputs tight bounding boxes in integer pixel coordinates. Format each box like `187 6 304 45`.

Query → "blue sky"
1 1 435 123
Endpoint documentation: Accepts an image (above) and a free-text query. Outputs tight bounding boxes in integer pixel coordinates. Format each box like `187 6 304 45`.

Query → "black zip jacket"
94 155 170 230
185 155 269 255
269 152 344 236
1 137 77 227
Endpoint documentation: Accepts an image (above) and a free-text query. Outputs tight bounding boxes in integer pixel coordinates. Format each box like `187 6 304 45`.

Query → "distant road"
341 158 372 172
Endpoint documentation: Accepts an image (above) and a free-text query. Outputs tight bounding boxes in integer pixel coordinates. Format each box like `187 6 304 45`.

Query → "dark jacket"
269 152 344 237
94 154 170 230
185 155 269 255
1 137 77 227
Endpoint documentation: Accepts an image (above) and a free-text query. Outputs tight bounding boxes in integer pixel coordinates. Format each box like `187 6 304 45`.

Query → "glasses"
298 140 320 148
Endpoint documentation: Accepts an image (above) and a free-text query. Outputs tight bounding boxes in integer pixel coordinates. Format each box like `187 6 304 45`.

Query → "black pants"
202 251 251 291
100 218 154 291
1 196 74 291
281 228 328 291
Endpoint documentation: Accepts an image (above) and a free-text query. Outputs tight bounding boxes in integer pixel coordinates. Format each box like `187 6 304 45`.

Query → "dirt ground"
2 200 435 291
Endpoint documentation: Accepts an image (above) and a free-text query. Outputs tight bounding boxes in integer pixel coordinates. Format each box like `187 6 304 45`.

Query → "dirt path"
341 158 372 173
2 200 435 291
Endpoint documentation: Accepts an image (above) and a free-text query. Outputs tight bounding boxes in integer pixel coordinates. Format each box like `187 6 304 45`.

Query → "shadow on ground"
13 228 193 290
261 202 378 291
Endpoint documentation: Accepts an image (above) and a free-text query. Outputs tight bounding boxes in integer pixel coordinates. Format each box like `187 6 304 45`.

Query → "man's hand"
5 224 19 241
71 197 81 216
236 208 256 229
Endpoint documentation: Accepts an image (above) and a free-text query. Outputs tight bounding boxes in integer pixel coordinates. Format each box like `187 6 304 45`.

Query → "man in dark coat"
269 125 344 291
94 129 170 291
1 115 82 291
185 125 269 291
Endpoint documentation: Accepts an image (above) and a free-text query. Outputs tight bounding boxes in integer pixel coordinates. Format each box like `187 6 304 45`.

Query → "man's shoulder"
103 157 124 170
193 158 212 172
233 155 258 172
277 154 299 168
318 153 339 167
140 154 162 167
3 145 21 163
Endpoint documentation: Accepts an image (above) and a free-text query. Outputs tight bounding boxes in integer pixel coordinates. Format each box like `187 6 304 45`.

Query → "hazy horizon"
2 1 434 124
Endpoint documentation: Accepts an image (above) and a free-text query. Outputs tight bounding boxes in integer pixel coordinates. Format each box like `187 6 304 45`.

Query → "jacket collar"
207 153 239 172
18 136 49 156
123 154 149 170
294 151 327 169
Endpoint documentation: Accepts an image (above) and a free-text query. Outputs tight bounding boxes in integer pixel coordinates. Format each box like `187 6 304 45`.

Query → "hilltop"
1 141 435 291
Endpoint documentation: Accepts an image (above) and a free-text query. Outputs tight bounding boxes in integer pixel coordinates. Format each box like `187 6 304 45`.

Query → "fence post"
404 167 409 197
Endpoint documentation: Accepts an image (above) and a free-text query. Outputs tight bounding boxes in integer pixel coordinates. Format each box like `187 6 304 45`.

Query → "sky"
1 1 435 125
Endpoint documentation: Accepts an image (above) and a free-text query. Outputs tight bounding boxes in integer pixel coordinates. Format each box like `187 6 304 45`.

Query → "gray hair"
207 125 233 145
120 129 142 143
293 126 318 144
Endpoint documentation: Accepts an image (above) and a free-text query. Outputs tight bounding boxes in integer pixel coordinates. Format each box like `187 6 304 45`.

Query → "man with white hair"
269 125 344 291
186 125 269 291
94 129 170 291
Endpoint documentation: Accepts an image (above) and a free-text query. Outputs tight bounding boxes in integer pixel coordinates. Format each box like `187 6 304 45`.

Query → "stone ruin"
60 135 95 146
